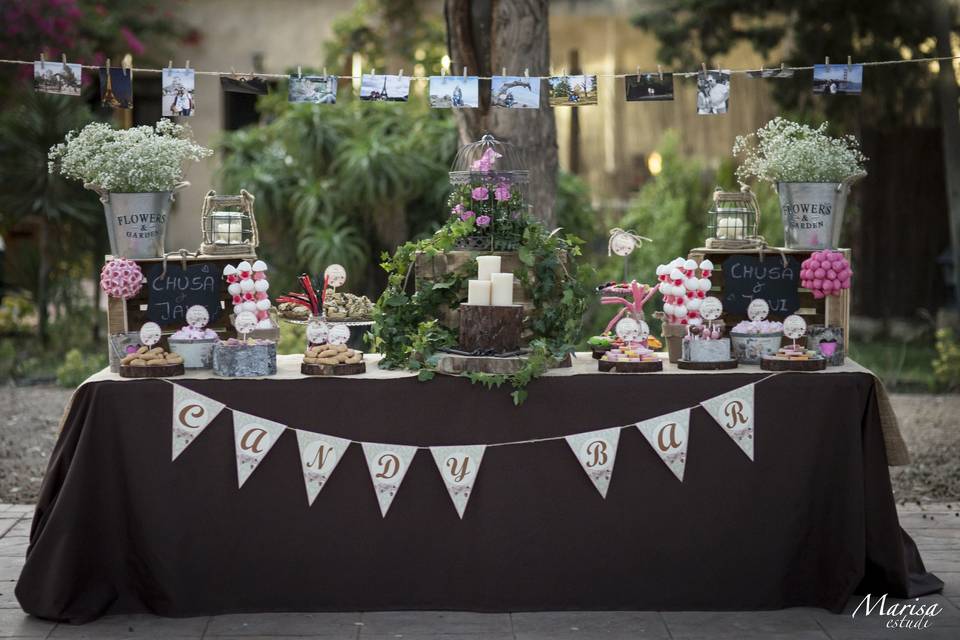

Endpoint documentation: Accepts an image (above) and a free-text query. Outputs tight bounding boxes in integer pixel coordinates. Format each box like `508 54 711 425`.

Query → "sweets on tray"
120 346 184 367
303 343 363 366
600 344 659 364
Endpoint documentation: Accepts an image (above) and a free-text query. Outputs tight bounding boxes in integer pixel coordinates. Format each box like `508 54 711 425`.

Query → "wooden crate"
106 253 257 338
687 247 851 354
414 250 533 332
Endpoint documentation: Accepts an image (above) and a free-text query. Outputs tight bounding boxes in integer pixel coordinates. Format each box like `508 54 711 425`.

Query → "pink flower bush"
494 182 511 201
471 186 489 201
459 209 475 221
476 214 491 227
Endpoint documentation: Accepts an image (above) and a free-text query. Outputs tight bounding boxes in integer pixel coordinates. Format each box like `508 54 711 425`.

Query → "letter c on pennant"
240 427 269 454
178 403 205 429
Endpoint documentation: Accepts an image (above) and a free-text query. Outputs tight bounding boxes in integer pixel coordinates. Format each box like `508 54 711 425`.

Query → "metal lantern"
705 185 762 249
200 189 259 256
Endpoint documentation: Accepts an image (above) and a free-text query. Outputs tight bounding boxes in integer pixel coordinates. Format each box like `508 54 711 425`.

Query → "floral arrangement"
447 148 529 251
732 117 867 184
49 119 212 192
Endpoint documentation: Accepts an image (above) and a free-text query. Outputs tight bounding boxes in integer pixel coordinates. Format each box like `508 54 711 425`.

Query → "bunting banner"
294 430 351 507
565 427 621 498
162 375 777 515
430 445 486 519
362 442 418 517
700 384 756 460
636 408 690 482
233 411 287 488
171 383 225 461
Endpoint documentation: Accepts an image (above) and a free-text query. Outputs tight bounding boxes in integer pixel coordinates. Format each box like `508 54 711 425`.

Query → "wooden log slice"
598 359 663 373
433 353 526 375
591 346 611 360
458 304 524 353
760 356 827 371
119 363 185 378
677 359 739 371
301 361 367 376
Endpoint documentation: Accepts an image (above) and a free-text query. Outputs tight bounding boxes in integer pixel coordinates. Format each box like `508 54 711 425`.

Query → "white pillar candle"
476 255 501 281
467 280 491 305
490 272 514 306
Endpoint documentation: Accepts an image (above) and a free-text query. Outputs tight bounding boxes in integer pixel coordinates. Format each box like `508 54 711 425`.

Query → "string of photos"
169 374 773 518
4 52 960 117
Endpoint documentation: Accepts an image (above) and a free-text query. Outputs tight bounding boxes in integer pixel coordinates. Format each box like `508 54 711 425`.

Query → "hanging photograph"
746 67 794 79
812 64 863 94
33 60 82 96
491 75 540 109
162 67 196 117
547 74 598 106
428 75 479 108
625 72 674 101
99 67 133 109
359 74 411 102
288 75 337 103
696 70 730 114
221 74 268 95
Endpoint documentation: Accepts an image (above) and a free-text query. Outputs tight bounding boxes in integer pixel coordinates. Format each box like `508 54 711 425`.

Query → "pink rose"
471 187 489 201
494 182 511 201
476 214 491 227
460 210 475 221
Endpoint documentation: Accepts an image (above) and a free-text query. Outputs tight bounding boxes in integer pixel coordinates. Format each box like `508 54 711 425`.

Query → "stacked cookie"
303 343 363 366
121 346 184 367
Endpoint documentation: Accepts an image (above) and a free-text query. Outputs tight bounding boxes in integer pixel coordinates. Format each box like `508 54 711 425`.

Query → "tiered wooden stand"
597 359 663 373
677 359 738 370
760 356 827 371
301 362 367 376
119 363 184 378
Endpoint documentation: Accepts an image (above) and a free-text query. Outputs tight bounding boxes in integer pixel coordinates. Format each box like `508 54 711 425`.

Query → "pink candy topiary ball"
800 250 852 298
99 258 143 300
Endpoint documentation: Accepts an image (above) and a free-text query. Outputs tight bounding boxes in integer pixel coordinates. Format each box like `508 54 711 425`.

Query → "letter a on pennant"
429 445 486 519
171 384 225 461
700 384 755 460
233 411 287 488
564 427 621 498
294 430 351 507
361 442 418 517
636 408 690 481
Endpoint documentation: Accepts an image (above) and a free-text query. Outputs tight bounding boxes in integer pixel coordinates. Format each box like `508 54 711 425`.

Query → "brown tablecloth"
16 370 941 623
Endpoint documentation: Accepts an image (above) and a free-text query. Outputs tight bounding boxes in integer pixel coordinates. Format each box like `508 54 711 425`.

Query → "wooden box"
686 247 850 355
105 253 257 349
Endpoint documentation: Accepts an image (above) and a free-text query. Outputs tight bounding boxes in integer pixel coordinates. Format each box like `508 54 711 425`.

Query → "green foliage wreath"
368 220 593 404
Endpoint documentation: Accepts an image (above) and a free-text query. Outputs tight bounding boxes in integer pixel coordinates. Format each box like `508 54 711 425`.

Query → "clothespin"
297 65 302 79
825 56 830 70
40 52 45 69
371 68 376 76
122 54 132 77
105 57 111 73
847 55 852 70
168 60 173 69
323 66 328 78
440 66 446 77
701 62 707 75
524 68 529 78
61 53 67 66
462 66 468 79
398 68 404 78
502 67 507 77
657 64 663 80
780 62 785 72
185 60 190 69
636 65 641 77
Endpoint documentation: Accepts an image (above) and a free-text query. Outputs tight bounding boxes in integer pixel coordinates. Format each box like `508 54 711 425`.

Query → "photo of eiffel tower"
99 67 133 109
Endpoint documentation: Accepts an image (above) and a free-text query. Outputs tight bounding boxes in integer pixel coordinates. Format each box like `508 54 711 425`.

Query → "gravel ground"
0 385 957 504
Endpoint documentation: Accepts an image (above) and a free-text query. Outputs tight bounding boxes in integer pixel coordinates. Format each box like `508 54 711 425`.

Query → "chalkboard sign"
145 263 222 325
721 254 802 317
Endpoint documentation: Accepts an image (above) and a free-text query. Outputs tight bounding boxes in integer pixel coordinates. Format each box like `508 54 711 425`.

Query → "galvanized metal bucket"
776 174 865 250
85 182 189 258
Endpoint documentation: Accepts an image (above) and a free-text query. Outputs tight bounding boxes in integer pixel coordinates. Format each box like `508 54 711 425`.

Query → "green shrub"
56 349 106 388
277 322 306 356
933 328 960 391
0 340 15 380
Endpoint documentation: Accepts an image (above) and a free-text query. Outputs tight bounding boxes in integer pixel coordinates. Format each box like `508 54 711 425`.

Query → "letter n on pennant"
171 384 225 461
700 384 755 460
295 430 351 507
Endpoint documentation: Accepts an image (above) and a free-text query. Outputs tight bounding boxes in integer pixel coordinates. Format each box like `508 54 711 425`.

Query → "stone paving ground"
0 502 957 639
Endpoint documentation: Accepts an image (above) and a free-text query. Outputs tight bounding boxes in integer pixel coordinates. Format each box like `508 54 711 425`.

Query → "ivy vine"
368 220 593 404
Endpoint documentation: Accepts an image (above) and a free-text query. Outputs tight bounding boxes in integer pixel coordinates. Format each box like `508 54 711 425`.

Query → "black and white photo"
289 75 337 103
696 70 730 114
33 61 82 96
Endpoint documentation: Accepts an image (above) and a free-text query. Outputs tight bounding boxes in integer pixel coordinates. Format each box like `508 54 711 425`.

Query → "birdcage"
705 185 763 250
200 189 259 256
448 134 531 251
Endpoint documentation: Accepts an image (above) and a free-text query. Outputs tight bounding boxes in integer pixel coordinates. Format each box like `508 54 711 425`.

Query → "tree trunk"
36 220 50 347
933 0 960 308
444 0 559 228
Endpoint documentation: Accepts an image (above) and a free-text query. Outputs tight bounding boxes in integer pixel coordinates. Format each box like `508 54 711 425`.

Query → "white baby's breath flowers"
48 119 213 192
733 117 867 184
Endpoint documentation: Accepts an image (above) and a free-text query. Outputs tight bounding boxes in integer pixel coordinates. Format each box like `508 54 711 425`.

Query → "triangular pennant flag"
361 442 418 517
294 430 351 507
636 408 691 481
564 427 621 498
700 383 756 460
171 384 225 461
233 411 288 488
430 445 486 519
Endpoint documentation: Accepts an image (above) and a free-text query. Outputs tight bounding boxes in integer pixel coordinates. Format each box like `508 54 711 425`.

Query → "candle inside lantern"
211 211 245 244
467 280 491 305
476 255 501 281
490 272 514 306
716 216 745 240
